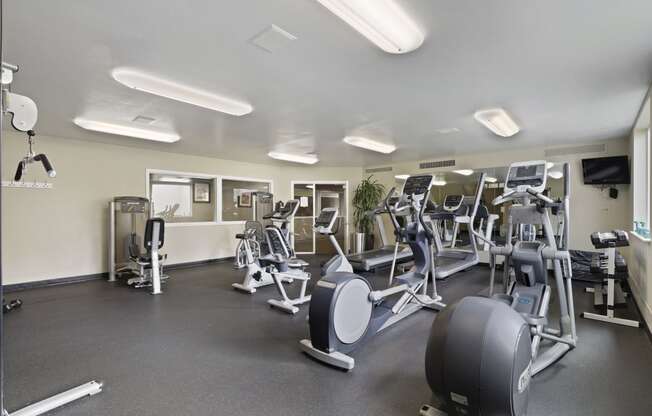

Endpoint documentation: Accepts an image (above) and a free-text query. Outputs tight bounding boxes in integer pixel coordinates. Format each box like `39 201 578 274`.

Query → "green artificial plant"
352 175 386 235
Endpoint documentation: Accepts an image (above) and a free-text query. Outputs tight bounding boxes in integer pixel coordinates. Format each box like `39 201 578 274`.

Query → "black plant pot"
365 234 375 250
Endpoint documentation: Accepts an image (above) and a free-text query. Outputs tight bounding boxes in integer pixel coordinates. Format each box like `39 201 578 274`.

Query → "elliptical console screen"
505 161 546 193
402 175 433 197
443 195 463 211
315 209 337 226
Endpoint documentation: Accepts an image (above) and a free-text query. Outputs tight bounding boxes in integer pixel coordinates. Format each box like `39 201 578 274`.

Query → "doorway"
292 181 348 255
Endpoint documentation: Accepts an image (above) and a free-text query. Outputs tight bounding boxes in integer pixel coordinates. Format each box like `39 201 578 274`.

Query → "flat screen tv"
581 156 630 185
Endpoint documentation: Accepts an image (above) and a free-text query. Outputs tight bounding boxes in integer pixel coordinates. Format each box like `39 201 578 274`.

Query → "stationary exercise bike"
232 201 298 294
421 160 577 416
300 175 445 370
234 200 312 314
317 207 353 275
234 192 274 269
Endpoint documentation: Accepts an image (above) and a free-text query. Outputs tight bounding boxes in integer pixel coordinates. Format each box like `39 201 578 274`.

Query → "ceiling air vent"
419 159 456 169
545 144 605 157
249 25 297 53
365 166 393 173
132 115 156 125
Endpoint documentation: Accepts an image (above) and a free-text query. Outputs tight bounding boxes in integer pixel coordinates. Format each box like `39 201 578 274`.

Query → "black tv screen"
581 156 630 185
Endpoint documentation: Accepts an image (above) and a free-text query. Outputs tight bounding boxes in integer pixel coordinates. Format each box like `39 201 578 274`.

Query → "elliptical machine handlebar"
418 189 435 243
492 189 516 206
384 187 403 239
526 188 555 204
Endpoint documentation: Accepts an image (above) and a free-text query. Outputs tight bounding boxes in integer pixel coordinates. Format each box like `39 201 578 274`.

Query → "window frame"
632 127 651 241
218 175 274 225
146 169 219 227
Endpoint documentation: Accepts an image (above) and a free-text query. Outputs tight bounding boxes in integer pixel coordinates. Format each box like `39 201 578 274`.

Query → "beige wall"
366 137 632 252
1 131 362 284
625 89 652 329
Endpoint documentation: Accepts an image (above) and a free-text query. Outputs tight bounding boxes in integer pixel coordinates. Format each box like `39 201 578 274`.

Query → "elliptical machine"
300 175 445 371
421 161 576 416
317 207 353 275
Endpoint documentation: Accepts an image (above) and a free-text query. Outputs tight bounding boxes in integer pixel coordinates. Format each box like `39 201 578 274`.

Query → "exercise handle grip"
14 160 25 181
34 153 56 177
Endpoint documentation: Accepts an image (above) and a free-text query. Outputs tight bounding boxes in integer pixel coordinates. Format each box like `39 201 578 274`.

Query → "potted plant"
352 175 385 253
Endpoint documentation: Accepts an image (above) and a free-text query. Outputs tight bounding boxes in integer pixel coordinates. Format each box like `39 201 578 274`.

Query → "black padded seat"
235 233 246 239
136 253 166 263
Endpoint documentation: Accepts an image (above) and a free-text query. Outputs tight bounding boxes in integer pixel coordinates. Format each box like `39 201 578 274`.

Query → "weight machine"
0 61 103 415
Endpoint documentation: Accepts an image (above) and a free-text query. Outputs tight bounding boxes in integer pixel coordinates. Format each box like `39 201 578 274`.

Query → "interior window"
221 178 272 222
632 127 650 236
149 173 216 223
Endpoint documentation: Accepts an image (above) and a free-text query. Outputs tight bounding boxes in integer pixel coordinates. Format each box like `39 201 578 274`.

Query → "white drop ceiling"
4 0 652 166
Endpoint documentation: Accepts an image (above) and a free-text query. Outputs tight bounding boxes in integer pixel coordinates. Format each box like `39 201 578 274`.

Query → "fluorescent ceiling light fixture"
548 170 563 179
73 118 180 143
159 176 191 183
268 151 319 165
112 68 253 116
395 174 410 180
474 108 520 138
316 0 424 54
343 136 396 154
433 180 447 186
453 169 474 176
546 162 555 169
485 176 498 183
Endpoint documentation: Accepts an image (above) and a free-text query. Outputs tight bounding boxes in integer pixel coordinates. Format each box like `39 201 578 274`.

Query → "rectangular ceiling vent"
419 159 456 169
133 115 156 125
365 166 393 173
545 143 606 157
249 25 297 53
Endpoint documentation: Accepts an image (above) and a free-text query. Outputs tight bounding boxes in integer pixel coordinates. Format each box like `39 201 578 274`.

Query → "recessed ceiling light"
268 151 319 165
433 180 447 186
474 108 520 138
343 136 396 154
453 169 474 176
485 176 498 183
112 68 253 116
316 0 424 54
548 170 563 179
394 174 410 180
74 118 180 143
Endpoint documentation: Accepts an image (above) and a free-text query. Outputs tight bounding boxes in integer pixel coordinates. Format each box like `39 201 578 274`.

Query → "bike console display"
505 161 547 194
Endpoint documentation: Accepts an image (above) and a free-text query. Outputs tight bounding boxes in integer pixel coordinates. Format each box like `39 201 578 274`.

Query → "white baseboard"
628 275 652 331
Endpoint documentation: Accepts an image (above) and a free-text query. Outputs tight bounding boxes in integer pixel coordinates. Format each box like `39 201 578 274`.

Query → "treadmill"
346 197 413 272
426 179 486 280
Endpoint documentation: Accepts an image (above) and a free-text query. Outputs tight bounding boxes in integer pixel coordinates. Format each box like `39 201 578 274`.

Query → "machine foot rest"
419 405 447 416
299 339 355 371
581 312 639 328
7 380 103 416
232 283 256 294
267 297 311 314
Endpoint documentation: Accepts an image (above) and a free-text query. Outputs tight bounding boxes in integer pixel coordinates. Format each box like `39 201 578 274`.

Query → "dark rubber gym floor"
4 257 652 416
